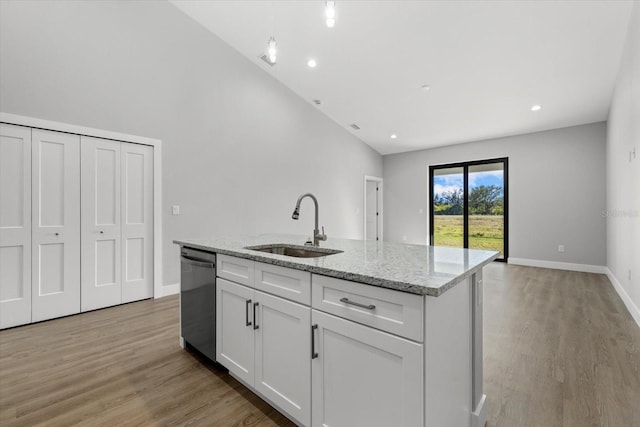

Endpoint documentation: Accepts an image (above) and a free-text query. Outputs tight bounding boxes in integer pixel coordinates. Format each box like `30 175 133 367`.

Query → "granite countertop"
174 234 498 297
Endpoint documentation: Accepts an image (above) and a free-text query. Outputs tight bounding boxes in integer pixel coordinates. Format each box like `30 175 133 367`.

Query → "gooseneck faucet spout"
291 193 327 246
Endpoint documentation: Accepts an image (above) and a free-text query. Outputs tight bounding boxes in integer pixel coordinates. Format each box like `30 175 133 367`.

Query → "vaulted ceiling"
170 1 633 155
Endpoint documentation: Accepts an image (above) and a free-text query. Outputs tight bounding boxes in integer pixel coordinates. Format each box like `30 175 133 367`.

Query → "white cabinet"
216 270 311 426
217 278 255 384
255 289 311 426
31 129 81 322
311 309 423 427
0 124 32 329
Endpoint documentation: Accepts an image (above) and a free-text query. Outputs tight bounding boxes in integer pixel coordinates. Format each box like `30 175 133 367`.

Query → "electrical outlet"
558 244 565 253
172 205 180 215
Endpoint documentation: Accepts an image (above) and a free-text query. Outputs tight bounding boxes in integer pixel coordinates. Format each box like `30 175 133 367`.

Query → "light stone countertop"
174 234 499 297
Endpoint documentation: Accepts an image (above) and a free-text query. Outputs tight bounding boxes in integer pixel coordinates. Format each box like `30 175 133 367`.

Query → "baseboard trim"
606 268 640 328
471 394 487 427
157 283 179 298
508 258 607 274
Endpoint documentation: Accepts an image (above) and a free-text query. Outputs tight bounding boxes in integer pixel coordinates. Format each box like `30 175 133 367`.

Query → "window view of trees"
434 185 504 216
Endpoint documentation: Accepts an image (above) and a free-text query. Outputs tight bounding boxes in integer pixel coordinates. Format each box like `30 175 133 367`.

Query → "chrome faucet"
291 193 327 246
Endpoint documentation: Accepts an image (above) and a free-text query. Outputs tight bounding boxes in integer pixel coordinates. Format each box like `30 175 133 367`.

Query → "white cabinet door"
217 278 255 385
311 310 423 427
121 143 153 303
81 137 121 311
31 129 80 322
254 290 311 426
0 124 32 329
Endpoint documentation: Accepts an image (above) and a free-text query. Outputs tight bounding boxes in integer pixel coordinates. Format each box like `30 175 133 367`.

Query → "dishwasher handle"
180 255 215 269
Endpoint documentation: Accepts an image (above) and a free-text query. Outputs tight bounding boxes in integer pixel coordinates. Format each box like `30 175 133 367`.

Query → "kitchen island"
175 234 498 427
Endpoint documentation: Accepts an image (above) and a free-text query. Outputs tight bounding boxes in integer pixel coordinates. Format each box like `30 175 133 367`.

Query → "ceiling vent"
350 123 361 130
259 54 276 66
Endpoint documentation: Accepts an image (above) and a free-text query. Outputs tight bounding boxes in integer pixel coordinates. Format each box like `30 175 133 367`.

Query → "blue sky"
433 170 504 196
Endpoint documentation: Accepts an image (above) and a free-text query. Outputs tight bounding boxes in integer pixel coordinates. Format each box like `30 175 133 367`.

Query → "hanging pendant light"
325 1 336 28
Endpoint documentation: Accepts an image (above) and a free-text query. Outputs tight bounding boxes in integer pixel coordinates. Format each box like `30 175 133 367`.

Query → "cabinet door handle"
339 297 376 310
311 324 318 359
245 299 252 326
253 302 259 330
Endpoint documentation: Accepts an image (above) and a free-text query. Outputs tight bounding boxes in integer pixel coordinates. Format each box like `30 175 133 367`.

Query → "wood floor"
1 264 639 426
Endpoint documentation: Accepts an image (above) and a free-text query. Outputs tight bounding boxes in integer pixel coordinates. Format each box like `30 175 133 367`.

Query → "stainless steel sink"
244 244 342 258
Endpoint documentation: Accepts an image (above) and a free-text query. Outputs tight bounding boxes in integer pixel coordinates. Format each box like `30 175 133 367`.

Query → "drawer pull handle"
311 324 318 359
340 297 376 310
246 299 252 326
253 302 259 330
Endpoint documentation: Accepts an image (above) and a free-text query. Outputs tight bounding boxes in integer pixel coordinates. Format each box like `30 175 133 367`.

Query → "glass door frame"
429 157 509 262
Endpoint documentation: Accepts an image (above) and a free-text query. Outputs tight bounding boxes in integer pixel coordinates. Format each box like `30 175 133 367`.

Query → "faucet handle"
317 226 327 241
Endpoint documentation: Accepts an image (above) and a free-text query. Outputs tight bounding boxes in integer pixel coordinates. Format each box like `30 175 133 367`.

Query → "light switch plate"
172 205 180 215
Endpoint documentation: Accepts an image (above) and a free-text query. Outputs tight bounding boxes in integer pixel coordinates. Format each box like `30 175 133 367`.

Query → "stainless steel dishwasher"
180 247 216 361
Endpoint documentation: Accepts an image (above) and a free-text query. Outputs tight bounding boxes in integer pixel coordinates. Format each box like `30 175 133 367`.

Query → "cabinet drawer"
312 275 423 342
255 262 311 305
217 254 254 287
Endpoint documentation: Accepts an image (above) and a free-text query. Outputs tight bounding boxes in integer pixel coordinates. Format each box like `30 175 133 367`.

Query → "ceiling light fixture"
307 59 317 68
531 104 542 112
390 134 397 139
325 1 336 28
267 36 277 64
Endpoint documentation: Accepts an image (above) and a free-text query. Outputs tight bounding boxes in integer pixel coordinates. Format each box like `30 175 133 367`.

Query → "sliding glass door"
430 158 508 261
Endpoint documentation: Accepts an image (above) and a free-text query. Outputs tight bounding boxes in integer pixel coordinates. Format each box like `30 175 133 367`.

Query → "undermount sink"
244 244 343 258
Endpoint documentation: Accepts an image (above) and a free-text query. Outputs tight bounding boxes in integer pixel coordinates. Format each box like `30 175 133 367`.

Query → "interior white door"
81 136 121 311
216 278 255 385
121 143 153 302
366 180 378 240
311 309 423 427
0 124 32 329
254 290 311 426
31 129 80 322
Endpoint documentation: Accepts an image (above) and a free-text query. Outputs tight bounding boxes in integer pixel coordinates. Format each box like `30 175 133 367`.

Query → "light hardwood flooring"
1 264 639 426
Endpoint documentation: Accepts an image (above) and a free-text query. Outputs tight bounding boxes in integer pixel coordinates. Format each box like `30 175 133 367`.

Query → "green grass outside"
433 215 504 256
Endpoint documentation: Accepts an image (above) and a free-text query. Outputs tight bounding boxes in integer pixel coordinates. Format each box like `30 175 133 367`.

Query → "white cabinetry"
311 309 423 427
216 257 311 426
31 129 81 322
0 124 32 328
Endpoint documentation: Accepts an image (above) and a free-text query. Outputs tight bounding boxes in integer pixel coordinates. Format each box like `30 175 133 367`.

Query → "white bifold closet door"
81 137 122 311
81 137 153 311
31 129 81 322
0 124 32 329
121 143 153 303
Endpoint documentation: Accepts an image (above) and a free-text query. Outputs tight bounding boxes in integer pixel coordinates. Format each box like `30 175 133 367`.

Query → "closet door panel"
81 137 121 311
0 124 32 329
121 143 153 303
31 129 80 322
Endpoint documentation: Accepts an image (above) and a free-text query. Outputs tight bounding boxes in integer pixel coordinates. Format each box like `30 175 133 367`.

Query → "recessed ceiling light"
390 134 397 139
421 85 431 91
307 59 317 68
531 104 542 111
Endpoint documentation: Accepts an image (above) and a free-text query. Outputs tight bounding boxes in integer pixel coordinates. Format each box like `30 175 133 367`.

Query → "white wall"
0 0 382 288
383 123 607 267
607 3 639 324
